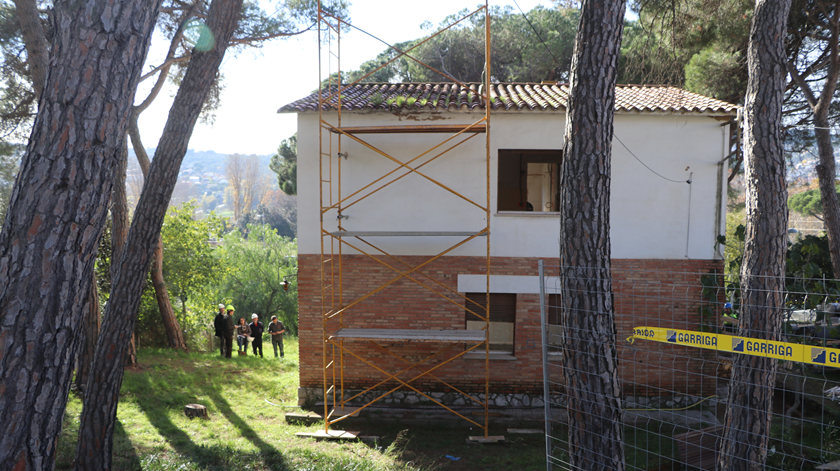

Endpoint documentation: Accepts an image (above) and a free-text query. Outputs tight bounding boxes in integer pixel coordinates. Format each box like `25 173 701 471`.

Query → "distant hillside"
127 148 272 175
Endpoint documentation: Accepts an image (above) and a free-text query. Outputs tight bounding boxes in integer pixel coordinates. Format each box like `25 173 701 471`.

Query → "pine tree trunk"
559 0 626 469
814 15 840 278
74 1 243 468
11 0 49 99
153 238 187 349
717 0 791 469
112 141 138 367
0 2 161 469
128 110 187 350
75 277 101 393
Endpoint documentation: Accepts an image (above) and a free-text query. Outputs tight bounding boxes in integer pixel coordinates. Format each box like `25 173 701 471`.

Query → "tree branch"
230 24 316 45
11 0 49 100
787 62 819 108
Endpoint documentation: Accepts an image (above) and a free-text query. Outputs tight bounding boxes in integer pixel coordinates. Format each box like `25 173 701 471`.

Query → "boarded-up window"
465 293 516 353
497 150 562 212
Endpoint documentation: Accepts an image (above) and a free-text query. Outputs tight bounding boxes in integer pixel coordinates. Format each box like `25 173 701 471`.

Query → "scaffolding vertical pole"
336 15 345 414
483 0 491 438
317 0 329 434
539 260 552 471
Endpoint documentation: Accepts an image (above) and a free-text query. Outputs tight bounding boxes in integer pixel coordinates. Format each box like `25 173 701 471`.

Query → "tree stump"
184 404 208 419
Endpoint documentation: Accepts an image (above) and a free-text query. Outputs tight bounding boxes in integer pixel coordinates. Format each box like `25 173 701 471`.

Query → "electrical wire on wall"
614 133 694 258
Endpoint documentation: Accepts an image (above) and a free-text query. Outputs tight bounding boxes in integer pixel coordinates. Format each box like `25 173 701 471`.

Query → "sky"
135 0 553 156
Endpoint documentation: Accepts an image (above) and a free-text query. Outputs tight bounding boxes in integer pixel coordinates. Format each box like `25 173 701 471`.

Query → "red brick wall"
298 254 723 397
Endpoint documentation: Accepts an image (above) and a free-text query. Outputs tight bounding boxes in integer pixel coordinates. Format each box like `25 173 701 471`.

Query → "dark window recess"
465 293 516 353
547 294 562 348
497 149 562 212
547 294 561 325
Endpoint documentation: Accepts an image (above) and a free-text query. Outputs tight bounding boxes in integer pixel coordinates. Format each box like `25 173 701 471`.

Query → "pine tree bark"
112 141 138 366
75 277 100 394
559 0 626 469
11 0 49 100
0 1 162 469
128 109 187 350
74 1 243 468
153 238 187 349
717 0 791 469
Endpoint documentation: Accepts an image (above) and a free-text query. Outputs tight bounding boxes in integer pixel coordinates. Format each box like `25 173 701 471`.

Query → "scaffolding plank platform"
285 411 323 424
329 124 487 134
295 430 360 440
467 435 506 444
333 328 486 342
328 406 362 419
329 231 486 237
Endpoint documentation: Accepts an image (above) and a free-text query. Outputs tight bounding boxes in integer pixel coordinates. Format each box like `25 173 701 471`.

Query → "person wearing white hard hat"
249 313 265 358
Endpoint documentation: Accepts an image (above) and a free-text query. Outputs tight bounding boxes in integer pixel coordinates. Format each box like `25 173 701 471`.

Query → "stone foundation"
297 386 714 411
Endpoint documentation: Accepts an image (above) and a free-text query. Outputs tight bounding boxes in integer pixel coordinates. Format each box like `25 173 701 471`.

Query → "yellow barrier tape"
628 326 840 368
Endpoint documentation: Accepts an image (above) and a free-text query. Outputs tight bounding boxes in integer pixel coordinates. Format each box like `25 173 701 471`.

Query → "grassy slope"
57 340 419 471
56 341 680 470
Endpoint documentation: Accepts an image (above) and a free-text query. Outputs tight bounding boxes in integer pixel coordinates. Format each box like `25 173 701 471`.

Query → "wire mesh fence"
539 260 840 471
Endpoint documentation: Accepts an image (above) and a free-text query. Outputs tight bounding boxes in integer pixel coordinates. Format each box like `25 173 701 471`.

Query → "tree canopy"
161 201 225 315
321 5 581 86
215 224 298 334
788 185 840 220
270 133 297 195
625 0 752 104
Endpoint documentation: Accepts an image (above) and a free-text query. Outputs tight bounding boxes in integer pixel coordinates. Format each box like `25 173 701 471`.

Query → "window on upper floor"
464 293 516 354
497 149 562 212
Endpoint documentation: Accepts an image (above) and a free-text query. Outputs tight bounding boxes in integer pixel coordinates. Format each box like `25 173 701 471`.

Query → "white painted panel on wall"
458 274 561 294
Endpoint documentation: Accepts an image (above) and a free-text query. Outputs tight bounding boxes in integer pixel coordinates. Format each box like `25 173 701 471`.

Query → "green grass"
57 339 422 470
56 341 691 470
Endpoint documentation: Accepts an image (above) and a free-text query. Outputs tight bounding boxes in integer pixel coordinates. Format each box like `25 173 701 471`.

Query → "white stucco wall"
295 109 729 260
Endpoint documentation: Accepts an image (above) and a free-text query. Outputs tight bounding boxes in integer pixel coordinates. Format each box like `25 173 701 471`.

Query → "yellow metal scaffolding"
317 1 493 437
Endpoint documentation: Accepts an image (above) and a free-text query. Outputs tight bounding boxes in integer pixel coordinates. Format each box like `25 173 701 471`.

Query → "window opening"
497 149 561 212
465 293 516 353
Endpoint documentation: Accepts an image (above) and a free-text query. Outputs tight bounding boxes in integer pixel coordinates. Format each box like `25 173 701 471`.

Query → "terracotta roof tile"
278 83 738 115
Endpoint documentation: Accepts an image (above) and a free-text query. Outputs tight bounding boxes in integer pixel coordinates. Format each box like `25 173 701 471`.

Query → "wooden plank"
330 231 487 237
328 406 362 419
817 460 840 470
467 435 506 444
507 428 544 434
295 430 360 440
332 328 486 342
329 124 487 134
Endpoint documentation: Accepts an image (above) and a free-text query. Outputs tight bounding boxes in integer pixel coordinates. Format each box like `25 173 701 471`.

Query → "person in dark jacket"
213 304 226 356
222 305 236 358
268 315 286 359
249 313 265 358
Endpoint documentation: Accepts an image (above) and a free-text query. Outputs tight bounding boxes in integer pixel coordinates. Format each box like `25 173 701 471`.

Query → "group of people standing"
213 304 286 359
